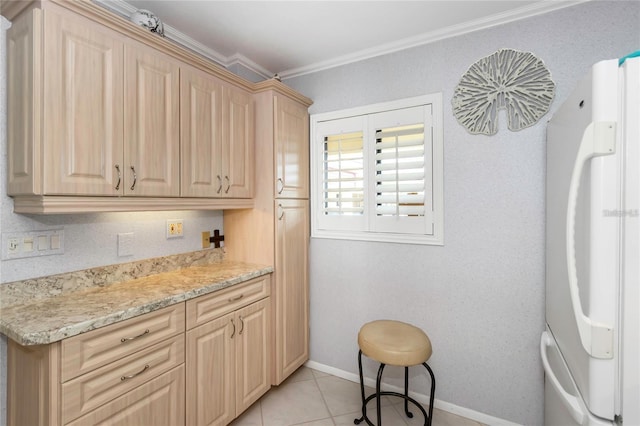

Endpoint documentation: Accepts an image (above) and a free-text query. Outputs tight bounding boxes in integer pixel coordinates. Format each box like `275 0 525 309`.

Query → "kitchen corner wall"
285 1 639 425
0 14 225 426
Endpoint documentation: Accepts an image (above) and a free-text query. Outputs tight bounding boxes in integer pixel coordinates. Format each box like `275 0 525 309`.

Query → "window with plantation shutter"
316 116 367 231
324 132 364 216
311 94 443 245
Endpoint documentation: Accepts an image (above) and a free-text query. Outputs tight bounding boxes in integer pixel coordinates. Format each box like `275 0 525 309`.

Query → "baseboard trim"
304 360 521 426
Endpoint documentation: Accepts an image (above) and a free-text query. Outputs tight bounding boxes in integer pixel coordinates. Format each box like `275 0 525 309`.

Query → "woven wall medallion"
452 48 555 135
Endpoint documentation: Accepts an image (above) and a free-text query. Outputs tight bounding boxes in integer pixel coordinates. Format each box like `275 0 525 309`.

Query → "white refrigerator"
542 56 639 425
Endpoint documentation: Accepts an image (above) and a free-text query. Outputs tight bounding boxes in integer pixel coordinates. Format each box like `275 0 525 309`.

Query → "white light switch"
38 235 49 251
50 234 61 250
23 238 34 252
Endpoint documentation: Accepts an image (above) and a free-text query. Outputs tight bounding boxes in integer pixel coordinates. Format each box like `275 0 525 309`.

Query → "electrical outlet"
166 219 184 239
2 229 64 260
201 231 211 249
8 238 19 254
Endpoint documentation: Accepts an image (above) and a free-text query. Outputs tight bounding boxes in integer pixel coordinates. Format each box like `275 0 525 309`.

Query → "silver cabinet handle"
276 178 284 194
224 176 231 194
216 175 223 194
121 364 149 381
278 204 284 220
230 318 236 338
120 329 150 343
115 164 121 190
130 166 137 190
228 294 244 302
239 316 244 335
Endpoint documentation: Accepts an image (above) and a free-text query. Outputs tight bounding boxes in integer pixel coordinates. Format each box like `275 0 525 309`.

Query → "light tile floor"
231 367 484 426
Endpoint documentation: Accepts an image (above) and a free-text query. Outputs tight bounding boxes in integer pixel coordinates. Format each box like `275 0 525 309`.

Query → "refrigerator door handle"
541 332 586 425
566 121 616 359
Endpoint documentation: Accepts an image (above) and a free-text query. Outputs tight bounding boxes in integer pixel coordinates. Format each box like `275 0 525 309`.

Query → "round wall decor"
452 48 555 135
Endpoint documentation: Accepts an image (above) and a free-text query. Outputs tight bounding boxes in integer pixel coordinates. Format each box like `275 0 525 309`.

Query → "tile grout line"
259 397 265 426
310 371 337 426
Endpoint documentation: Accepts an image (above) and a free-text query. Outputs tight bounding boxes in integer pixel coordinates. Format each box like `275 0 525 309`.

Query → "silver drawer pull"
276 178 284 194
130 166 137 190
115 164 121 190
121 364 149 381
228 294 244 302
120 329 150 343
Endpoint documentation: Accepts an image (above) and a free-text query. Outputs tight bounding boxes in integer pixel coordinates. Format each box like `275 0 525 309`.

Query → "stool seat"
358 320 432 367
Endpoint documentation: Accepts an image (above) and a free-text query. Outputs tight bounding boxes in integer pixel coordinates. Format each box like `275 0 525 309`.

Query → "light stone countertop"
0 253 273 346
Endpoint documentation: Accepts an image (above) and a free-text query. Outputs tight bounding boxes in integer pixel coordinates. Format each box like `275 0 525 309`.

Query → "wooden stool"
354 320 435 426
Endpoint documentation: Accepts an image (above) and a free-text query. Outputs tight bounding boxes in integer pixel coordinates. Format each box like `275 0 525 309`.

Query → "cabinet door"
186 312 235 426
235 298 271 415
65 366 185 426
180 65 223 197
7 9 40 195
274 95 309 199
222 85 254 198
42 8 124 196
273 199 310 384
124 43 180 196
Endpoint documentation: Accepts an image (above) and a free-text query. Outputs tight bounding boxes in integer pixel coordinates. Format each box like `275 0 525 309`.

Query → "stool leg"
375 363 386 426
403 366 414 418
423 362 436 426
354 351 366 425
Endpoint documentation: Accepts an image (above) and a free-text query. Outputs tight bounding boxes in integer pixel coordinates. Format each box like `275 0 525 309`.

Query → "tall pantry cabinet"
225 81 312 385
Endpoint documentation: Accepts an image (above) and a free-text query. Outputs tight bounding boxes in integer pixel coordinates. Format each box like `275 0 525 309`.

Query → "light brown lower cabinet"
7 304 186 426
65 366 185 426
7 275 272 426
186 279 271 426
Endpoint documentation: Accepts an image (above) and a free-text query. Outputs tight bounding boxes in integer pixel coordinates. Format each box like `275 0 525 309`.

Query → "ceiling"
97 0 584 80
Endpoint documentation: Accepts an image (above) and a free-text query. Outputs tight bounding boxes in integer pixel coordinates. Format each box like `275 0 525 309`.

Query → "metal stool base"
354 350 435 426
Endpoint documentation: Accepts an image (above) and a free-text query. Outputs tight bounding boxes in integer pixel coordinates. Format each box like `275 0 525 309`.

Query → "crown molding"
92 0 272 79
93 0 588 81
226 53 273 80
278 0 589 79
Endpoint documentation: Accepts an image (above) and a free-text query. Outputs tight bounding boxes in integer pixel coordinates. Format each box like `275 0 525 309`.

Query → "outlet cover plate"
166 219 184 239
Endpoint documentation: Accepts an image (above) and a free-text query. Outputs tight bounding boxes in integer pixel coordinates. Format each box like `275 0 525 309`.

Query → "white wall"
285 1 639 424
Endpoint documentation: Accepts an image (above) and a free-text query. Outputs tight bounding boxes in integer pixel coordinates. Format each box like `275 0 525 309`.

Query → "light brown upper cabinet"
181 66 253 198
5 1 257 213
8 6 179 197
222 84 254 198
274 95 309 199
124 42 180 197
8 7 124 196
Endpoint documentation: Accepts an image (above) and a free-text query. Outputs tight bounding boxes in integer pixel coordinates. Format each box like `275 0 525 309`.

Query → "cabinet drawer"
62 334 184 424
187 275 270 329
62 304 185 381
65 364 185 426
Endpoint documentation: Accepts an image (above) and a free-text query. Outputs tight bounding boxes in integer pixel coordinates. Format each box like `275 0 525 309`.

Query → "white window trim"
310 94 444 246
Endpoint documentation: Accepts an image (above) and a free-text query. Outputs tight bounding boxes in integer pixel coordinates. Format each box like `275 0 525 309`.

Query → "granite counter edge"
1 266 273 346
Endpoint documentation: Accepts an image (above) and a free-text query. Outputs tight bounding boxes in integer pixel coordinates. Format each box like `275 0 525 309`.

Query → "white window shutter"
310 94 443 245
314 116 367 231
369 106 433 235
